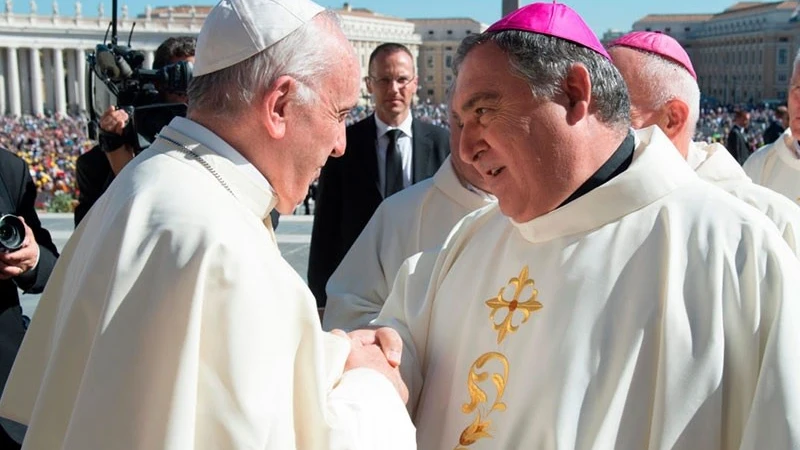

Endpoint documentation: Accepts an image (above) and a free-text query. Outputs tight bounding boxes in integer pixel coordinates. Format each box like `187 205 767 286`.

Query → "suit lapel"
411 119 432 183
361 115 382 196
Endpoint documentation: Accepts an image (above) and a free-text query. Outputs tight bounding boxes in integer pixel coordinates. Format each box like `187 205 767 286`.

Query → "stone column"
43 48 55 111
76 48 86 112
6 46 21 116
66 48 77 110
30 47 43 115
0 49 6 115
18 49 31 114
145 50 154 70
53 47 66 115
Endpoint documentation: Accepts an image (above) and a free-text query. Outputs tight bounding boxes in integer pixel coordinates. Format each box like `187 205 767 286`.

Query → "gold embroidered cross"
485 266 542 344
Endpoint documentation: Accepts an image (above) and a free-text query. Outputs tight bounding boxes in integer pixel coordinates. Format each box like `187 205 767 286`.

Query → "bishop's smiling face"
453 41 574 223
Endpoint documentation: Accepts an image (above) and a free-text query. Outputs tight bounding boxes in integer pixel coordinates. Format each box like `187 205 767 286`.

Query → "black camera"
0 215 26 252
86 16 191 153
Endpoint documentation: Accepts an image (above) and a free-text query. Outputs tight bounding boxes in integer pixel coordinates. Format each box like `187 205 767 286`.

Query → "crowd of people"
694 105 784 151
0 102 788 212
0 114 92 210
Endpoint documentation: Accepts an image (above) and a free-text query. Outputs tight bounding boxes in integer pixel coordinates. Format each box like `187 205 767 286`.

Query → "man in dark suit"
0 149 58 449
763 105 788 145
309 43 450 308
726 109 751 165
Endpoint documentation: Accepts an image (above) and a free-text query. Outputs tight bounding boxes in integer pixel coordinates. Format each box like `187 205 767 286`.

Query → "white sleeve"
372 250 441 416
738 240 800 449
327 368 417 450
324 206 398 332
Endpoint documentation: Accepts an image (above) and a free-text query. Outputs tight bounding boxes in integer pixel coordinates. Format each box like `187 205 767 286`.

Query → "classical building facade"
410 18 487 104
0 1 422 115
633 1 800 105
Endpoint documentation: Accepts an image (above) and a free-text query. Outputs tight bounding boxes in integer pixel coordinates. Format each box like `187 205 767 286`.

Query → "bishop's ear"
563 63 592 125
661 99 690 139
260 75 298 140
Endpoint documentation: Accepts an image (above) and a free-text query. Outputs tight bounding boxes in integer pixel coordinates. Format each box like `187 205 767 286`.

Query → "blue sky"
12 0 772 35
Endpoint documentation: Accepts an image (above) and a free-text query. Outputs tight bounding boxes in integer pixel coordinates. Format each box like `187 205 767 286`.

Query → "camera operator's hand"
0 216 39 280
99 105 135 175
100 105 130 136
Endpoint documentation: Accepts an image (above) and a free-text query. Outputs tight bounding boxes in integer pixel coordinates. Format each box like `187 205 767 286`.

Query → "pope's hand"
332 327 409 404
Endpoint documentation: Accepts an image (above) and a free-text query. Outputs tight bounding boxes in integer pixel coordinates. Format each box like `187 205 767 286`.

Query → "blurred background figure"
763 105 788 146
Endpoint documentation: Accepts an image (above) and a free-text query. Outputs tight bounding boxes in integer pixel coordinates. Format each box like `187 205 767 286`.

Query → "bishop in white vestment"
378 127 800 449
607 31 800 256
323 156 495 331
744 128 800 205
369 5 800 449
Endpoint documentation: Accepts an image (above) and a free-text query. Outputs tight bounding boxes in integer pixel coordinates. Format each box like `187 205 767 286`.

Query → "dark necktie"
384 129 403 197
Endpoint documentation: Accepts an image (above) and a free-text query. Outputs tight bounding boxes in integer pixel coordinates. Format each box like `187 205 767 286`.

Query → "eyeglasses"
366 75 417 90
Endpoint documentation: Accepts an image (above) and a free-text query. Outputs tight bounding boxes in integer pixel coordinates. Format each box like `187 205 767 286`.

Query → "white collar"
792 140 800 159
168 117 274 194
433 155 496 210
374 113 413 138
511 126 699 243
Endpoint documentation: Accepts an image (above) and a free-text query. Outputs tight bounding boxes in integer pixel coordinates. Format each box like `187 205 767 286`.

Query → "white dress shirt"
374 113 413 197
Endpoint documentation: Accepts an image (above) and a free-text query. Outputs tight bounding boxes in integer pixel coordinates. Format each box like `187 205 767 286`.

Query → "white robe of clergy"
323 156 495 331
376 126 800 450
689 140 800 255
743 128 800 205
0 119 415 450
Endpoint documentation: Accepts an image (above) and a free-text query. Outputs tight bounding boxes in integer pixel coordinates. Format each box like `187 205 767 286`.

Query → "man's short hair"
775 105 789 120
368 43 414 74
454 31 630 129
153 36 196 70
734 109 749 121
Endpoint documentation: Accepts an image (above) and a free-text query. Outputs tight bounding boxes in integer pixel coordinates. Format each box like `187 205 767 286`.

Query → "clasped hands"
331 327 409 404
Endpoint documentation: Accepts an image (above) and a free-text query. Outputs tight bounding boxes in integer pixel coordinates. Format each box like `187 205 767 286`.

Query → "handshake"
332 327 409 404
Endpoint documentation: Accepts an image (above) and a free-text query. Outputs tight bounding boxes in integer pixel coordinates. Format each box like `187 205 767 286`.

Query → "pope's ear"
261 75 297 140
563 63 591 125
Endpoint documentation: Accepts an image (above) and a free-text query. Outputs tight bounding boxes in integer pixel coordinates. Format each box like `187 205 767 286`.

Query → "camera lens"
0 215 25 252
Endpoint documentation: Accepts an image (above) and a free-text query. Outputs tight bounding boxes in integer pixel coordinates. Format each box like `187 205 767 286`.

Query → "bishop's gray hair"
454 30 631 129
188 10 342 118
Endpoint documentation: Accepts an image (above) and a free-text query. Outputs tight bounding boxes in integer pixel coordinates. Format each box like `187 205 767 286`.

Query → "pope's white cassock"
323 155 495 331
0 117 415 449
689 140 800 255
744 128 800 206
376 126 800 449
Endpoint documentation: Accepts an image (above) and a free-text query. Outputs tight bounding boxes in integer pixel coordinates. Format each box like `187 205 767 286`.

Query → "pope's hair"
454 30 631 129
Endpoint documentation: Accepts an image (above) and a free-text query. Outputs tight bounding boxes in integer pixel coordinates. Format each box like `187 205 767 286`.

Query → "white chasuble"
324 156 495 331
376 126 800 450
744 128 800 206
689 140 800 256
0 121 415 449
